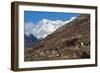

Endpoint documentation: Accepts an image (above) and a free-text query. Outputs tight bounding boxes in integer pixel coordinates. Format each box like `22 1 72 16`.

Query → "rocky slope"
24 14 90 61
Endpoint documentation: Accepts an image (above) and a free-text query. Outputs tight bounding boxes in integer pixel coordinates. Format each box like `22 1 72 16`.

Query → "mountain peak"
25 17 78 39
42 18 49 22
39 18 50 25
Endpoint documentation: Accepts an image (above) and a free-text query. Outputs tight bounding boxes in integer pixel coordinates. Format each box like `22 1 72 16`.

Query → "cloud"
24 22 35 36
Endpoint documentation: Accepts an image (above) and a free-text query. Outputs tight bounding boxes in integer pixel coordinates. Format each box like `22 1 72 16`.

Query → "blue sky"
24 11 80 24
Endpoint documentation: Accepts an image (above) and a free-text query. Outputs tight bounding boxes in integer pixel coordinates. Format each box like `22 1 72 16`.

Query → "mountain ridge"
24 34 39 48
25 17 77 39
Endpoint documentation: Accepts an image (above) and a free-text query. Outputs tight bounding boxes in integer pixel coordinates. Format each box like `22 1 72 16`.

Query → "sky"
24 11 80 35
24 11 80 24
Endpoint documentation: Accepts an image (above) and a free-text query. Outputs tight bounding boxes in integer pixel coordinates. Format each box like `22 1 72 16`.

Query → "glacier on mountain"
25 17 77 39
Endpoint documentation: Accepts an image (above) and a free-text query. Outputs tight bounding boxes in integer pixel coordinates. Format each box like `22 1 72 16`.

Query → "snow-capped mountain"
25 17 77 39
